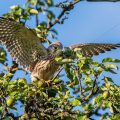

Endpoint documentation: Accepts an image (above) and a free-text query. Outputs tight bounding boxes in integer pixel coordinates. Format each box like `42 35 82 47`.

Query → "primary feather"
70 43 120 57
0 17 48 70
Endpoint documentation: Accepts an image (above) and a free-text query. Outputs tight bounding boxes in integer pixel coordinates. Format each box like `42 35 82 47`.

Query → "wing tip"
116 44 120 47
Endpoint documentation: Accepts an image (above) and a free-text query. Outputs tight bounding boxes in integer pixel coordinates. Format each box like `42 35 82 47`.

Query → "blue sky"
0 0 120 118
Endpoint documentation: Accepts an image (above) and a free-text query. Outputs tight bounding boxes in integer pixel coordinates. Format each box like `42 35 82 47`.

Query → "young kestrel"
0 17 119 82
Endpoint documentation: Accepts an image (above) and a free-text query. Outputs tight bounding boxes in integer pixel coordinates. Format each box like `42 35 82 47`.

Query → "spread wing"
70 43 120 57
0 17 48 70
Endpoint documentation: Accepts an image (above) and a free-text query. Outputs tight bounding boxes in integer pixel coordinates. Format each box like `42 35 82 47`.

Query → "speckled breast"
31 57 59 82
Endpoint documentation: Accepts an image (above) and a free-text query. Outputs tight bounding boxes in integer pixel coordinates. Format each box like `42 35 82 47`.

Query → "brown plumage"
30 55 59 81
70 43 120 57
0 17 119 82
0 17 60 82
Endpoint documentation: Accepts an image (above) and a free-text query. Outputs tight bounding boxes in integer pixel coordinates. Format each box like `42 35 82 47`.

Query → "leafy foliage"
0 0 120 120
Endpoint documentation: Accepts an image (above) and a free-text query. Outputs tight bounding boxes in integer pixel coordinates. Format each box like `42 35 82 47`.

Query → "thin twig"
87 0 120 2
75 67 85 98
85 75 100 100
52 66 64 81
35 5 39 27
47 0 81 30
86 106 102 118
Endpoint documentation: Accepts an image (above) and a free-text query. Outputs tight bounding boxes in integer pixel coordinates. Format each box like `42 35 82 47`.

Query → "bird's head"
48 41 63 56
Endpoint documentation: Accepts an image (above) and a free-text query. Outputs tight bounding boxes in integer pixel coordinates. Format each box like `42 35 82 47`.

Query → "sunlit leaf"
29 9 38 14
102 57 120 63
71 99 81 106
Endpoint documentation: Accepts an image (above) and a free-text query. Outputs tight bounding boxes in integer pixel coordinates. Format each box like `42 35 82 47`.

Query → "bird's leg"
44 79 53 87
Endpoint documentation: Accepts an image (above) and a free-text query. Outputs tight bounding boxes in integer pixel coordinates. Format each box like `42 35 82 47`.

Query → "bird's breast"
31 57 59 82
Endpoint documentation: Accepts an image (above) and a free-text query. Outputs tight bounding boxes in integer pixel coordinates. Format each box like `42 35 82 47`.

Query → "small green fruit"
6 97 15 107
103 91 109 99
30 9 38 14
18 78 27 86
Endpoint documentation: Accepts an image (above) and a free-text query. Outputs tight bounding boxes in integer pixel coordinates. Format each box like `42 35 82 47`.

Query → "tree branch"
75 67 85 98
52 66 64 81
86 0 120 2
35 5 39 27
47 0 81 30
85 76 100 100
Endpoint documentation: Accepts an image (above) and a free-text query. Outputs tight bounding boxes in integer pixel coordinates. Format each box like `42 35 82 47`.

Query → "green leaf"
104 77 113 83
55 57 62 62
10 5 19 10
9 91 17 96
77 115 87 120
28 0 38 5
29 9 38 14
46 0 53 6
71 99 81 106
102 57 120 63
107 69 117 74
0 48 7 63
108 114 120 120
106 64 118 69
94 95 103 107
103 91 109 99
47 11 55 21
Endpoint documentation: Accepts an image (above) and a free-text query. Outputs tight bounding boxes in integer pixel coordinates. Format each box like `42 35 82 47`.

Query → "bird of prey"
0 17 119 82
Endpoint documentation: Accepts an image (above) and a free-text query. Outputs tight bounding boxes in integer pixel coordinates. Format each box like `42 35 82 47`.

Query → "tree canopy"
0 0 120 120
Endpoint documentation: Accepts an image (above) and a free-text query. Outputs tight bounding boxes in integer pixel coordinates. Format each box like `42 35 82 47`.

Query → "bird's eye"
54 46 57 50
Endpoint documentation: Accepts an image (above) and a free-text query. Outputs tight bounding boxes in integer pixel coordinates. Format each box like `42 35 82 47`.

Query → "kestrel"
0 17 119 82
